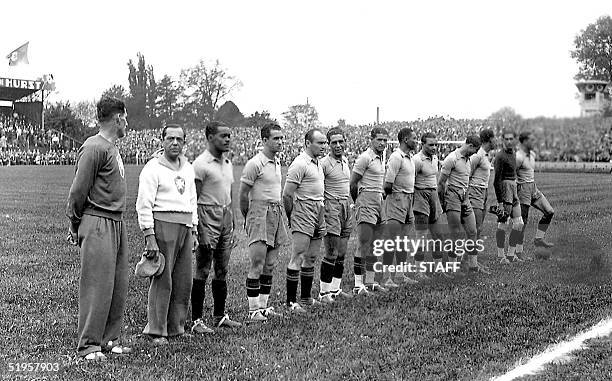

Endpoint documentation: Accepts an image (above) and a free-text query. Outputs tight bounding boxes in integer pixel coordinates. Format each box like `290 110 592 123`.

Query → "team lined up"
66 97 554 359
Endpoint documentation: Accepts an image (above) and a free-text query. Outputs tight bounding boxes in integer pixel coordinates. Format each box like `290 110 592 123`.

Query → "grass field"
1 165 611 380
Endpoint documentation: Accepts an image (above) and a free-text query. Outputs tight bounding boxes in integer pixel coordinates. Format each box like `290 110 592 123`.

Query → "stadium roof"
0 77 42 102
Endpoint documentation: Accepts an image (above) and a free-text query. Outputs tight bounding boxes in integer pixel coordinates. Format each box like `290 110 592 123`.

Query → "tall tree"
73 100 97 128
488 106 523 133
156 75 180 122
245 110 277 129
101 85 128 101
215 101 244 126
571 16 612 82
282 103 320 131
45 102 91 142
180 59 243 124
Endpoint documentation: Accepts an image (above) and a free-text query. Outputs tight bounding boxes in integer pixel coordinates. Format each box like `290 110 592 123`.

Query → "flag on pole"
6 42 29 66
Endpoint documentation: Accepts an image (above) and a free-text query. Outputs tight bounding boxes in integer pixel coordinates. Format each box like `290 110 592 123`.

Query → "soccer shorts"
324 198 354 237
500 180 520 208
197 204 233 251
290 199 326 239
444 185 474 217
517 182 543 206
468 185 487 211
413 188 442 223
385 192 414 225
355 191 383 225
246 200 289 247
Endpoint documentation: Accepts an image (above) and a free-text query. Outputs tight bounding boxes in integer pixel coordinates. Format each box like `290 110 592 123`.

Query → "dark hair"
96 97 126 123
479 129 495 144
370 127 389 139
465 134 481 148
205 120 228 140
421 132 436 144
162 123 186 140
261 123 282 140
305 128 323 143
518 131 532 143
398 127 414 142
327 127 345 142
502 128 516 138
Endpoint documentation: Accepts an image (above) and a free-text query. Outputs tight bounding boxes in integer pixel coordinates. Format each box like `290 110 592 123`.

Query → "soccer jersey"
413 151 439 190
516 148 536 184
320 154 350 200
385 148 415 193
240 151 282 202
285 151 325 202
352 148 384 193
192 150 234 206
469 147 492 188
440 148 471 191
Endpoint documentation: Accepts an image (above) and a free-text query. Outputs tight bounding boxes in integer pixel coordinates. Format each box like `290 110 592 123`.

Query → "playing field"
1 166 611 380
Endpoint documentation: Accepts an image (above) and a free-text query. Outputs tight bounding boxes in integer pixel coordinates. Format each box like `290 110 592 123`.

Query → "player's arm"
437 156 452 196
189 172 199 250
515 151 523 177
135 163 160 257
349 172 362 203
66 146 99 238
384 155 399 196
238 181 252 221
469 154 480 181
493 153 504 205
238 161 258 226
282 182 298 223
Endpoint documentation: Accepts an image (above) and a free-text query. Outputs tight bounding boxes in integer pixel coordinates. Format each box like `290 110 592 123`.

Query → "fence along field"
1 165 611 380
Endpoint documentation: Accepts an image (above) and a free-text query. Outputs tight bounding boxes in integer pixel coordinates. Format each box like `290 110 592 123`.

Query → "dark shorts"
413 188 442 223
468 186 488 211
291 199 326 239
246 200 289 247
385 192 414 224
355 191 383 225
445 185 474 217
517 182 543 206
197 204 233 251
500 180 520 208
324 198 354 237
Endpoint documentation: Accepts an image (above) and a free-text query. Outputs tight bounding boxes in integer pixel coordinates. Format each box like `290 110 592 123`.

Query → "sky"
1 0 610 126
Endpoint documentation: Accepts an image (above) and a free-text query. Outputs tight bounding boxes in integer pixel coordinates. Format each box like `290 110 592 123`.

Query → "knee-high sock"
191 278 206 321
246 278 260 313
211 279 227 318
320 257 335 294
354 257 363 287
332 258 344 290
259 274 272 309
286 268 299 305
300 267 315 304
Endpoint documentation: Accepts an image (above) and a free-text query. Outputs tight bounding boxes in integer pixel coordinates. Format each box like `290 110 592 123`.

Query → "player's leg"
331 234 352 298
260 246 283 317
191 207 215 334
287 232 308 311
166 224 194 337
461 207 486 273
321 234 339 302
303 237 323 307
382 219 402 288
505 202 524 262
531 192 555 248
353 222 373 294
211 217 241 328
247 241 267 321
516 204 530 259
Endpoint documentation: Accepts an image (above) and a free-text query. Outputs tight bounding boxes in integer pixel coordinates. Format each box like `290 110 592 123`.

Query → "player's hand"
144 235 160 259
66 227 78 246
192 230 199 252
497 203 504 213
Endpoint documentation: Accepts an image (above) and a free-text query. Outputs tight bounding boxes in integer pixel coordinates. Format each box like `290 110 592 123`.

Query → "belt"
200 203 232 209
326 196 349 201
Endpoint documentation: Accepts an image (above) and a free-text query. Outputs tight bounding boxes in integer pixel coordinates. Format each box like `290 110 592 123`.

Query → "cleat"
191 318 214 334
499 257 511 264
249 309 268 322
262 307 284 318
516 252 533 261
318 292 335 304
433 271 454 279
214 314 242 328
413 272 430 282
383 278 400 288
534 238 554 248
331 289 353 299
287 302 308 314
366 283 389 293
352 285 371 296
476 262 491 272
84 351 107 361
106 341 132 355
509 255 523 263
150 337 169 346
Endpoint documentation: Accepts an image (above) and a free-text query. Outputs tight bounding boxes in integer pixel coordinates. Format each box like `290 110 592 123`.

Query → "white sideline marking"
491 316 612 381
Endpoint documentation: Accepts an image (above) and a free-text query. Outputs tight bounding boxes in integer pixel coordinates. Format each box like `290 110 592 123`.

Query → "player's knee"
512 216 524 231
214 269 228 281
543 209 554 223
497 222 507 230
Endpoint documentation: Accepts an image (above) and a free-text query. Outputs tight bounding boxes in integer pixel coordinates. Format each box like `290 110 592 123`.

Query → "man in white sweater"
136 124 198 346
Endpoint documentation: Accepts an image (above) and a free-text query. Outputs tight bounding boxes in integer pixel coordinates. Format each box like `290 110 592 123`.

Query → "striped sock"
300 267 315 305
259 274 272 309
320 257 335 295
246 277 260 313
354 257 363 287
286 268 299 305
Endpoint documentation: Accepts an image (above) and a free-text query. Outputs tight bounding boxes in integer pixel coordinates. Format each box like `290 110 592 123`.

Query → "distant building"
575 80 611 117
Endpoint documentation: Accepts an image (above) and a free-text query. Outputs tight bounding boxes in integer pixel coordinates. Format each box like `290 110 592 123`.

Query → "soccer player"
350 127 389 294
240 123 288 322
283 129 328 313
66 97 131 360
136 124 198 345
191 121 242 332
516 131 555 257
493 129 524 263
319 127 354 302
438 135 485 273
412 132 447 280
382 127 419 287
469 129 496 241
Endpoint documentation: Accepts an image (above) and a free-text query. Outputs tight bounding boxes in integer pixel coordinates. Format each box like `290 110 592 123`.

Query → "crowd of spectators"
2 114 612 166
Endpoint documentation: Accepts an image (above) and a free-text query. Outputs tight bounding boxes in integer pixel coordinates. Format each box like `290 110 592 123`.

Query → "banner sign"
0 77 43 90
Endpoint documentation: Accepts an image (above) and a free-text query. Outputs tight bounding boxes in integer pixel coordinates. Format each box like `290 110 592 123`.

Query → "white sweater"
136 154 198 231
